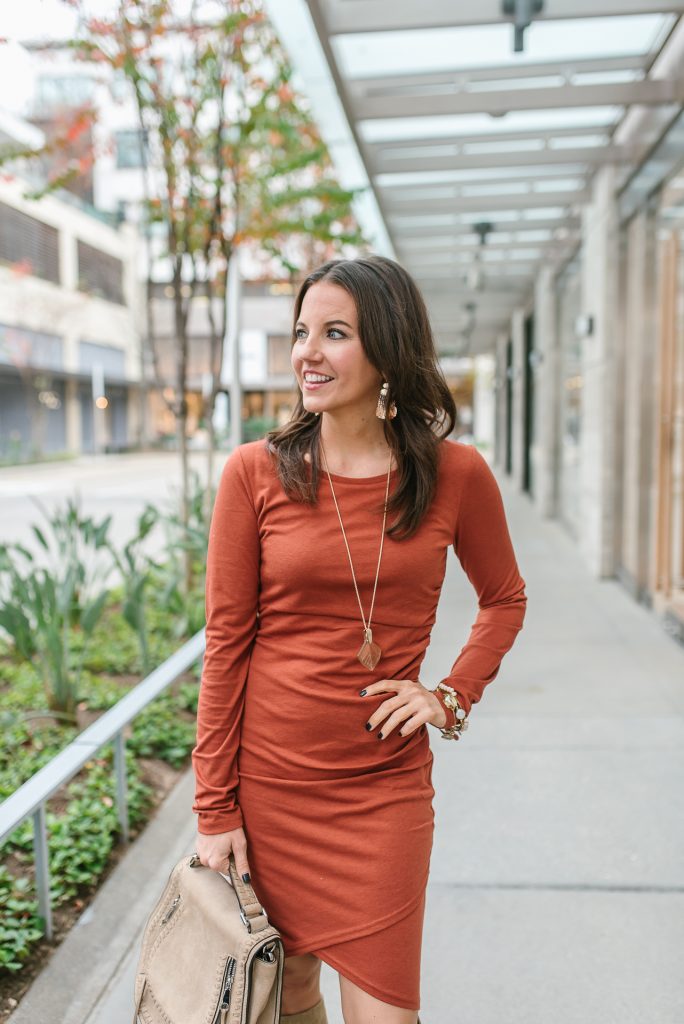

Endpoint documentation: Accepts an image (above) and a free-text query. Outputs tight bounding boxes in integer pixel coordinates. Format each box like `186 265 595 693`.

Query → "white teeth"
304 374 333 383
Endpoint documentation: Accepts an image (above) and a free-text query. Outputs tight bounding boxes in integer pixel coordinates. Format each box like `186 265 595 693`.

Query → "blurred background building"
1 0 684 634
0 175 142 456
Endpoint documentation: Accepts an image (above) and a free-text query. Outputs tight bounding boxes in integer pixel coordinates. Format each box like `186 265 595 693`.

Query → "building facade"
0 178 144 459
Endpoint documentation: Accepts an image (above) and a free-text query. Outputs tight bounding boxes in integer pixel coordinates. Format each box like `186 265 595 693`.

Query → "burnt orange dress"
191 437 527 1010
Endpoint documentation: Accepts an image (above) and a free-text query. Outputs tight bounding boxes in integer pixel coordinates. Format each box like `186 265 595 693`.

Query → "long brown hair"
264 254 457 540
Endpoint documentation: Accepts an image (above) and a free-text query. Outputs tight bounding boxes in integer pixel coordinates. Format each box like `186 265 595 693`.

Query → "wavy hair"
264 254 457 540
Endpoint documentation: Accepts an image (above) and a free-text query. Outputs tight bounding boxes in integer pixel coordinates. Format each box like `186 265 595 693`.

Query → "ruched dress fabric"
191 438 527 1010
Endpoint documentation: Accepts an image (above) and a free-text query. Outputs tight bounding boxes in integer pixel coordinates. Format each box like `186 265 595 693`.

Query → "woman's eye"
294 328 345 341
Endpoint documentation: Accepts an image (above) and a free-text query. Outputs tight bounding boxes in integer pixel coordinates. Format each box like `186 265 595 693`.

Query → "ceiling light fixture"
502 0 544 54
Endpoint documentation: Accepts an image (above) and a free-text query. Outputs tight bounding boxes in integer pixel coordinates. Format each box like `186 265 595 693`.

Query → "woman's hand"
360 677 446 739
196 825 252 882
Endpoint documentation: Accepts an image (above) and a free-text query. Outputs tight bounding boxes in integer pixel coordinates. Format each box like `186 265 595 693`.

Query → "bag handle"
189 852 271 934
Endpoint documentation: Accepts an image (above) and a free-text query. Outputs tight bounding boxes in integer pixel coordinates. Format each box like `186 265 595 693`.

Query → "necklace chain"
320 442 393 644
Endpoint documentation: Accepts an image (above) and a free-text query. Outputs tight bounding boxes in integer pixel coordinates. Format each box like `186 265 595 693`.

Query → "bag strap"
189 852 271 934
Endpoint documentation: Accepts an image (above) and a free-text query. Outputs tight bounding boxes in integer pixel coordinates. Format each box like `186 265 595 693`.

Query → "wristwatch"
434 683 469 741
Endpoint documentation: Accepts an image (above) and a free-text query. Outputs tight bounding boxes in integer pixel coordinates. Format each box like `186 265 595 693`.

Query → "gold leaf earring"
375 380 397 420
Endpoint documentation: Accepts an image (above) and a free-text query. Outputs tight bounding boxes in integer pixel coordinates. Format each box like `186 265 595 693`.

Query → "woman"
192 254 527 1024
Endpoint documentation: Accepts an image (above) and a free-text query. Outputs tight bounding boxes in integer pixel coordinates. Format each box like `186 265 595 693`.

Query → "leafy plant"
0 867 43 974
0 497 112 722
106 504 161 675
0 543 39 661
1 748 153 909
151 468 211 635
0 711 77 800
129 693 197 768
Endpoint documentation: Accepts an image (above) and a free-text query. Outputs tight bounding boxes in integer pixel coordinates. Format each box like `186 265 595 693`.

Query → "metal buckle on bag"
240 906 269 932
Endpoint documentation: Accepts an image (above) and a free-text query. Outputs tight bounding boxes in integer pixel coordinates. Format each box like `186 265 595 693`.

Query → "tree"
1 0 368 593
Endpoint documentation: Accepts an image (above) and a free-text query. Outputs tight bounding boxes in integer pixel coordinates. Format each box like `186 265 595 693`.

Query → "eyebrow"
295 319 353 329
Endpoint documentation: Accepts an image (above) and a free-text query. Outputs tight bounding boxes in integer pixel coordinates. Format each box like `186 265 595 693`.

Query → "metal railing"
0 629 206 940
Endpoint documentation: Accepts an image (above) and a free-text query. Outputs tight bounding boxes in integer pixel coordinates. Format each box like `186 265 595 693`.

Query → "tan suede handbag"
132 851 284 1024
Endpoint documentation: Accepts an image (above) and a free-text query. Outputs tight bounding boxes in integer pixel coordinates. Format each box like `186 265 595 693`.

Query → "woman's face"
291 281 383 417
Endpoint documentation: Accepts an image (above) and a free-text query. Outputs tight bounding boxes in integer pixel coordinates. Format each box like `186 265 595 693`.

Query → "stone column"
472 353 495 456
64 377 81 453
618 206 657 600
493 333 508 469
578 165 620 578
533 266 559 518
510 308 526 488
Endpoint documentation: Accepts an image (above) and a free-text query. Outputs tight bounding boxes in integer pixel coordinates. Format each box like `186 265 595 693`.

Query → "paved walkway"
7 463 684 1024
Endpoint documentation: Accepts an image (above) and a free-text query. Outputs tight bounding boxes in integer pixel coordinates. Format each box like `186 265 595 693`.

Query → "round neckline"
323 466 399 484
303 450 399 483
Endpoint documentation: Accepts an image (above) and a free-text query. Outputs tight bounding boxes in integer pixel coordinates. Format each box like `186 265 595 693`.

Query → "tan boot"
280 996 328 1024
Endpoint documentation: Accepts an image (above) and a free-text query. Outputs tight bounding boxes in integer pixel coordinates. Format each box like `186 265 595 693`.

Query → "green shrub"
129 694 197 768
0 867 43 973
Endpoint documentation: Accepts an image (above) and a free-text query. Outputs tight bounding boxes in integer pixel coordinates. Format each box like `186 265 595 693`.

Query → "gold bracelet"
434 683 469 741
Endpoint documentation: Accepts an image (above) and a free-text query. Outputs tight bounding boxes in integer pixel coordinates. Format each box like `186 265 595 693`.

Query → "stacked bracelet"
432 683 469 741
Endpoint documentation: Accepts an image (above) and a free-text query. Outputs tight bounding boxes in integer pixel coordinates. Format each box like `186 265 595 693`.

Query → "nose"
295 333 323 362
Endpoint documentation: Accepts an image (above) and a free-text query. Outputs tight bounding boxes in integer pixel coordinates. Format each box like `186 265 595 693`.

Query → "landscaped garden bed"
0 489 210 1020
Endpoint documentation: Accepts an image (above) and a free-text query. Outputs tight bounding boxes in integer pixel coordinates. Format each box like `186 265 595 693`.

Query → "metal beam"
322 0 684 34
393 215 580 235
428 307 525 320
397 237 575 254
372 144 632 173
384 189 590 212
348 54 647 94
409 268 540 284
354 79 684 119
432 309 522 323
365 124 615 154
410 261 542 276
377 166 591 188
424 288 528 303
413 271 534 285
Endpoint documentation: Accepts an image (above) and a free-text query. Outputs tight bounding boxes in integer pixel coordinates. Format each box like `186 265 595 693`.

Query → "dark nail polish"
359 689 367 696
365 722 372 730
242 872 251 883
378 732 384 740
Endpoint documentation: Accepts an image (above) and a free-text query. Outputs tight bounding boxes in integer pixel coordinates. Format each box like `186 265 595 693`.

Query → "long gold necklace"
320 441 393 671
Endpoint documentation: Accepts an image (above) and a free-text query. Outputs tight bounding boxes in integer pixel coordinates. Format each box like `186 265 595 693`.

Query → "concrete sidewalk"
8 469 684 1024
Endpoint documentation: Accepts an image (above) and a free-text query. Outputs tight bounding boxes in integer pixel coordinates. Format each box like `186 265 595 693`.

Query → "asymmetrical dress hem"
280 883 428 956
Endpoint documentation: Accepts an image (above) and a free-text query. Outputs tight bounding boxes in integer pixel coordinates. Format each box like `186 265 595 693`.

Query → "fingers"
365 698 425 739
359 677 407 698
196 827 252 883
377 704 425 740
362 678 430 739
231 831 252 883
364 691 405 728
398 712 427 738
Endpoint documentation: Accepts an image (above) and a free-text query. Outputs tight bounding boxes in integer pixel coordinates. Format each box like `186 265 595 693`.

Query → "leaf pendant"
357 639 382 670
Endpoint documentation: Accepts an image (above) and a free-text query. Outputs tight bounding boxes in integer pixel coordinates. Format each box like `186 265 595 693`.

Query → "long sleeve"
438 444 527 716
191 446 260 834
